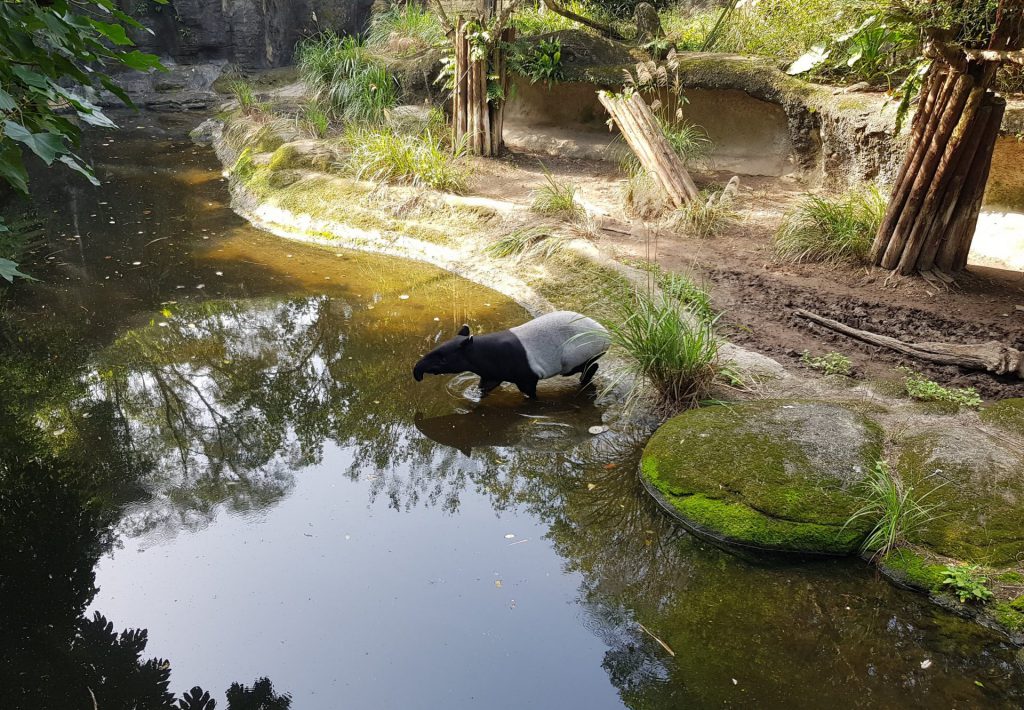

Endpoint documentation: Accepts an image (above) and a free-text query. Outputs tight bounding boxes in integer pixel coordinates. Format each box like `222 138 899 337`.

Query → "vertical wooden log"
878 72 974 271
944 95 1005 271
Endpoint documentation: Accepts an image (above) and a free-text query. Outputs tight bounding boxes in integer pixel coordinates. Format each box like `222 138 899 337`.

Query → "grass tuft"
485 226 568 259
843 460 945 558
774 186 886 263
603 288 720 410
366 2 443 55
671 189 738 239
801 351 853 376
530 167 585 222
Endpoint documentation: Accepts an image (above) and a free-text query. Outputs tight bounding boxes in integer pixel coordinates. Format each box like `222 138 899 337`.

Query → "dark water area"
1 112 1023 709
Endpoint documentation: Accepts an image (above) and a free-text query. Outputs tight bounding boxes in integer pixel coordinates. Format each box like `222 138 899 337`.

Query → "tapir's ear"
457 324 470 336
461 335 474 348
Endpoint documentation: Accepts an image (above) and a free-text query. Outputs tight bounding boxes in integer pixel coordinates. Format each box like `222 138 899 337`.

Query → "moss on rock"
898 426 1024 566
980 397 1024 437
640 400 884 554
877 549 946 591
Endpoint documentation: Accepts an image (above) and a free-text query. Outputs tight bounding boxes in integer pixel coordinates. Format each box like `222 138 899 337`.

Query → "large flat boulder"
898 423 1024 565
640 400 884 554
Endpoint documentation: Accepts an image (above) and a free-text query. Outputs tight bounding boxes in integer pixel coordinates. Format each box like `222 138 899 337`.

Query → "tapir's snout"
412 363 424 381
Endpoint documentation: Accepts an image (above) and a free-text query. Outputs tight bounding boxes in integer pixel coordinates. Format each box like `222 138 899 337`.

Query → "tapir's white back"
510 311 609 379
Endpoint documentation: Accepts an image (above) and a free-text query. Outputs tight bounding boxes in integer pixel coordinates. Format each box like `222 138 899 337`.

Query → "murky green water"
2 113 1023 708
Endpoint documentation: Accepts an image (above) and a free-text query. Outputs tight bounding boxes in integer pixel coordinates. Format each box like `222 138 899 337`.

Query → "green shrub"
901 369 982 409
513 0 621 36
511 37 565 86
774 187 886 263
296 33 398 124
530 167 585 221
366 2 443 54
942 564 994 604
844 460 945 558
604 288 720 409
801 351 853 376
342 124 470 192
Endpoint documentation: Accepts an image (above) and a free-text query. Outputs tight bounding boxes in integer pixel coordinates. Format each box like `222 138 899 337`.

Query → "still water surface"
2 113 1023 708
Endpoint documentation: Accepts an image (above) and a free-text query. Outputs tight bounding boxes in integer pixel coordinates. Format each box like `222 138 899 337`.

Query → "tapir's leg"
580 359 599 387
515 378 539 400
478 378 502 396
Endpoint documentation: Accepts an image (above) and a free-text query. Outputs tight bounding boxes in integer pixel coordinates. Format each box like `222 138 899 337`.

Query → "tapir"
412 310 610 399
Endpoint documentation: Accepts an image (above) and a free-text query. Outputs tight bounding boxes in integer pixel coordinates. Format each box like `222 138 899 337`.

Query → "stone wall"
121 0 374 70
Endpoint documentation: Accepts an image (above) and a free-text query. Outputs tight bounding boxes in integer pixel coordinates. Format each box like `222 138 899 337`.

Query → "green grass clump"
802 351 853 376
604 288 720 409
296 33 398 124
657 272 713 320
300 103 330 138
672 190 738 239
901 369 982 409
485 226 567 260
844 460 945 558
342 124 470 193
774 187 886 263
941 564 994 604
530 168 585 222
228 80 260 113
366 2 443 54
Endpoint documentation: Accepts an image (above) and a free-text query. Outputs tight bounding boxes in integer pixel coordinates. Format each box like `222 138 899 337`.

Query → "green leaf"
0 89 16 111
0 258 35 283
3 120 67 165
0 144 30 194
89 18 133 46
119 50 165 72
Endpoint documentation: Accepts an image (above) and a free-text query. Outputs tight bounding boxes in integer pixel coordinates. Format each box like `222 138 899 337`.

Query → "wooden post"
598 90 699 207
451 19 509 157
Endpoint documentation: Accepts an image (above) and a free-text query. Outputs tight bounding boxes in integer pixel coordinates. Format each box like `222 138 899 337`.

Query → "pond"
2 113 1022 708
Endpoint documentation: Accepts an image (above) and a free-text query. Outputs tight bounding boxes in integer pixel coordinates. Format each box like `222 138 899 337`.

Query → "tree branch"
540 0 625 40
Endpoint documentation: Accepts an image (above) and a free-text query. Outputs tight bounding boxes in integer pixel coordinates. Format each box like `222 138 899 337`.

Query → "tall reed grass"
774 186 886 263
296 33 398 124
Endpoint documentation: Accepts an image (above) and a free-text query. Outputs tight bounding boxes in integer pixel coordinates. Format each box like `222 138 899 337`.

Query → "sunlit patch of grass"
341 124 470 193
296 32 398 124
366 2 443 55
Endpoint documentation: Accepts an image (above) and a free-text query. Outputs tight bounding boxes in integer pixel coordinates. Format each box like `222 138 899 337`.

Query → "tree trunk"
871 0 1023 276
452 19 512 157
869 61 1005 274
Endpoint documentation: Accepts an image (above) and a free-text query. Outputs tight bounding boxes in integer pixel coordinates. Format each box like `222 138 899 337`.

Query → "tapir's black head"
413 324 474 381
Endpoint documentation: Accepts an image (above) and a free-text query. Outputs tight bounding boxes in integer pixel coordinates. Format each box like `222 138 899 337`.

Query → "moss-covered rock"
980 397 1024 437
640 400 884 554
898 425 1024 565
877 549 946 591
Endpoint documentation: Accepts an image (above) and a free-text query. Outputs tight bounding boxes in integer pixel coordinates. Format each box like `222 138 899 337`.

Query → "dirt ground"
470 151 1024 400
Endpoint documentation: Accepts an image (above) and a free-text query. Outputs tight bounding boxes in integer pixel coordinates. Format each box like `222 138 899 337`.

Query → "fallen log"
794 308 1024 378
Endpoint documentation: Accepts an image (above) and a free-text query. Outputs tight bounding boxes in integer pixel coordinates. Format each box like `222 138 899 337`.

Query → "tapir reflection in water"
412 311 610 399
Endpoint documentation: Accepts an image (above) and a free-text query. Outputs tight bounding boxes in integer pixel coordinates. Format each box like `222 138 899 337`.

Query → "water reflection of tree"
0 336 291 708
